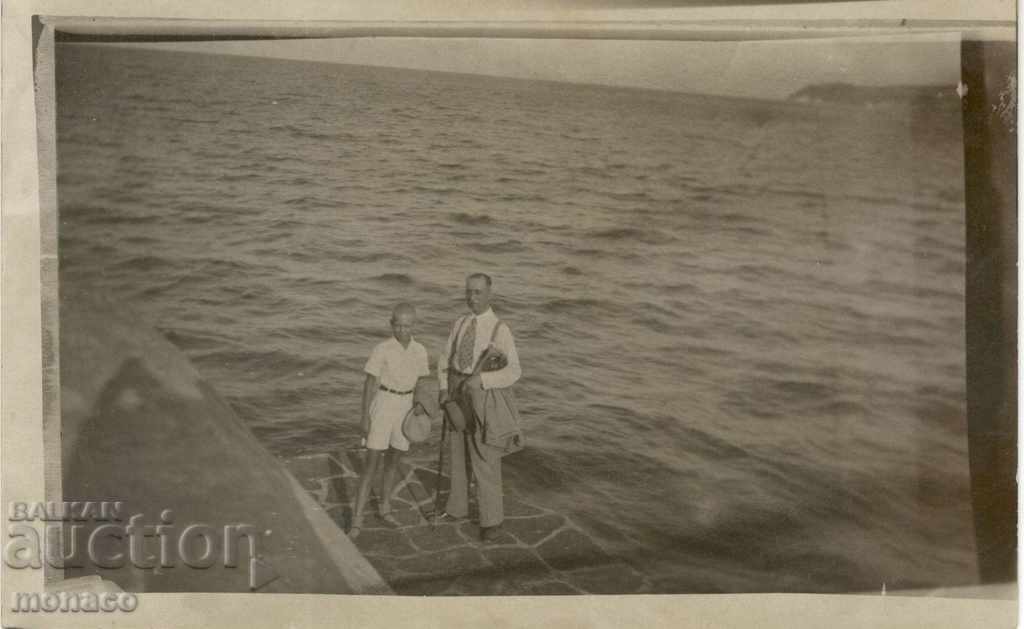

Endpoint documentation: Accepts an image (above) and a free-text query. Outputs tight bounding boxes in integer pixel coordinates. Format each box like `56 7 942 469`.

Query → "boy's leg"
378 447 405 514
351 450 382 533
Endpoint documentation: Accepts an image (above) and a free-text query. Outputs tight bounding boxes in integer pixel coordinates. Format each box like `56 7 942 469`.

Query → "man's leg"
470 436 504 529
443 431 470 518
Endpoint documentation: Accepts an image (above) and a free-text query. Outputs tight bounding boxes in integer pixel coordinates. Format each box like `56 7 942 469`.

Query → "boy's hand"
438 392 448 405
466 374 483 390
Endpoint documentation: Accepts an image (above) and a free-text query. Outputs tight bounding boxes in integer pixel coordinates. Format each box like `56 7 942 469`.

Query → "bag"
442 398 471 433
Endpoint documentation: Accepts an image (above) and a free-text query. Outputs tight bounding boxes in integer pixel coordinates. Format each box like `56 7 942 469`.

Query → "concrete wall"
60 287 387 593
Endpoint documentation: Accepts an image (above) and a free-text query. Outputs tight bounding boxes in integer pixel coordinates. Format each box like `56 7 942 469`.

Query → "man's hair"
390 302 417 323
466 273 492 287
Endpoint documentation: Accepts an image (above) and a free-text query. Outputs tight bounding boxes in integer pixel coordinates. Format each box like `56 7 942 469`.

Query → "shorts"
366 390 413 452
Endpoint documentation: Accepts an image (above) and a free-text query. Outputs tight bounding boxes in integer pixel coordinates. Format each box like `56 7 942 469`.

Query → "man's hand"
439 391 449 405
466 374 483 390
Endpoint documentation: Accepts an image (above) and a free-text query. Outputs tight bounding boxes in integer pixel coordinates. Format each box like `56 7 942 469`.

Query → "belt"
379 384 413 395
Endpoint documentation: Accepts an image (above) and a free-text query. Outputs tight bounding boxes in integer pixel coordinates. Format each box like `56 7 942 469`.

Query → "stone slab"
458 521 516 546
562 562 646 595
481 547 553 578
406 523 468 553
536 528 611 572
502 514 566 546
352 528 419 558
503 495 546 517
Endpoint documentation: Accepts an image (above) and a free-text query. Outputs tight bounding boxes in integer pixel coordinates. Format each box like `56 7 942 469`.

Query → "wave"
369 273 416 285
449 212 494 226
467 239 526 254
587 227 676 245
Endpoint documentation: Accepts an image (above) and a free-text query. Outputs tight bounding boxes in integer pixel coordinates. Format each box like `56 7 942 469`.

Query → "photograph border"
3 2 1017 627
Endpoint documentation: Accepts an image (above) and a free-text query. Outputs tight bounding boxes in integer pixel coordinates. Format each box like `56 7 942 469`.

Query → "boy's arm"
361 373 378 436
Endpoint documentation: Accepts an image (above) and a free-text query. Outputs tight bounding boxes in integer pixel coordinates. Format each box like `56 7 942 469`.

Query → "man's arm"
479 323 521 390
361 373 378 436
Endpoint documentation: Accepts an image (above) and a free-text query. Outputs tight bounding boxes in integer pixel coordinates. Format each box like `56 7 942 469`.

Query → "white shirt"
438 308 521 391
364 337 430 392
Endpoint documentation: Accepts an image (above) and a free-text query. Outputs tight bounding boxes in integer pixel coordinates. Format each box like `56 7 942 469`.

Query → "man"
438 273 522 542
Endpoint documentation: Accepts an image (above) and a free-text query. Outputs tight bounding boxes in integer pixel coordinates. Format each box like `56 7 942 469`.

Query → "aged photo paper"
1 1 1017 627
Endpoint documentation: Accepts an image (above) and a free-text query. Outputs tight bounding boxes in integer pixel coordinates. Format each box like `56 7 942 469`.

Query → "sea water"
56 44 972 593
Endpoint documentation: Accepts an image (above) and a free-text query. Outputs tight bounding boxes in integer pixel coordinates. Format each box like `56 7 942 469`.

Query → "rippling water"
57 44 973 593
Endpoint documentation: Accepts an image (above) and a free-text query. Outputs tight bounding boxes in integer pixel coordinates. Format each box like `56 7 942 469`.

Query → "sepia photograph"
1 3 1016 625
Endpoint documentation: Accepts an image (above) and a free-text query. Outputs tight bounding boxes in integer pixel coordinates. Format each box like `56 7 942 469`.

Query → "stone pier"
284 449 652 596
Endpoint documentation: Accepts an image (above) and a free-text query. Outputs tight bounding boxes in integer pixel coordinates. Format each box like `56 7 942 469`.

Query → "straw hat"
402 405 432 444
402 379 440 443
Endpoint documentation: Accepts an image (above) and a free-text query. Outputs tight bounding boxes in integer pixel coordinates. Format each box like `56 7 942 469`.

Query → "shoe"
377 511 401 528
435 511 466 523
348 516 363 539
479 524 504 543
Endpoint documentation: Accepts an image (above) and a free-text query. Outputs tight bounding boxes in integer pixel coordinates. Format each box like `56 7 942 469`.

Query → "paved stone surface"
287 449 650 595
406 524 467 552
562 562 647 595
502 514 566 545
536 529 612 572
350 528 419 558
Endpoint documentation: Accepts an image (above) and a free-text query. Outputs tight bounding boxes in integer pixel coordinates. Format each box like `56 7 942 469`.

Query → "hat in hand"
412 378 441 419
402 404 432 443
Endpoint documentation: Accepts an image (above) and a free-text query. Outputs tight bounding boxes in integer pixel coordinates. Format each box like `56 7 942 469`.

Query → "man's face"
391 311 416 345
465 277 491 315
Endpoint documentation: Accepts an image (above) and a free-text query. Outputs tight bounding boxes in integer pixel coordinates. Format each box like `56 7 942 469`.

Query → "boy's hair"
467 272 492 287
390 302 417 323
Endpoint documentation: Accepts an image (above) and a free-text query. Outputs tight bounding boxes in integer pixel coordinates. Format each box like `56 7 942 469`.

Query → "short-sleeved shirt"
364 337 430 392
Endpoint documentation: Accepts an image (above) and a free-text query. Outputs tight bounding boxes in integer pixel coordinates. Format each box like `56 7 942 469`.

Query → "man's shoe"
479 525 504 543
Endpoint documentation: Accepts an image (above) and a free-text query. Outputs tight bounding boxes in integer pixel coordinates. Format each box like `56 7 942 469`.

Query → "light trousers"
444 373 504 527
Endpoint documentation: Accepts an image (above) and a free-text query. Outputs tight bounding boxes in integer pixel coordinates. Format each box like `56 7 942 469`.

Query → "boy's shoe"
348 516 364 539
435 511 466 523
377 510 401 528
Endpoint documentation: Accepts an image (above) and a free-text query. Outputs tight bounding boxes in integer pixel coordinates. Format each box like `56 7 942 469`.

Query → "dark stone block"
392 546 487 577
502 514 565 546
327 452 357 477
562 562 646 595
458 521 480 541
482 547 553 578
322 476 358 504
458 521 515 545
503 496 545 517
374 506 424 528
535 529 610 572
353 528 418 558
413 467 449 494
397 479 432 506
406 523 468 552
283 454 334 485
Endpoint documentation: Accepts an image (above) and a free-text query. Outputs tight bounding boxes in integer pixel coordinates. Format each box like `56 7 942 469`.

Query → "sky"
121 32 963 100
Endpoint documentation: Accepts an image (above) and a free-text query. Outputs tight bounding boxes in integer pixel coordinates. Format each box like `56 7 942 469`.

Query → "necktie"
457 317 477 372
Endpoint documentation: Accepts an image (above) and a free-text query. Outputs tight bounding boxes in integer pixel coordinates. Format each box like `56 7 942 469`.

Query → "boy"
349 302 430 538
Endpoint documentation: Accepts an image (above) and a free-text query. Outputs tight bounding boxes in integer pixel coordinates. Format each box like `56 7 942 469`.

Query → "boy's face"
391 311 416 345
